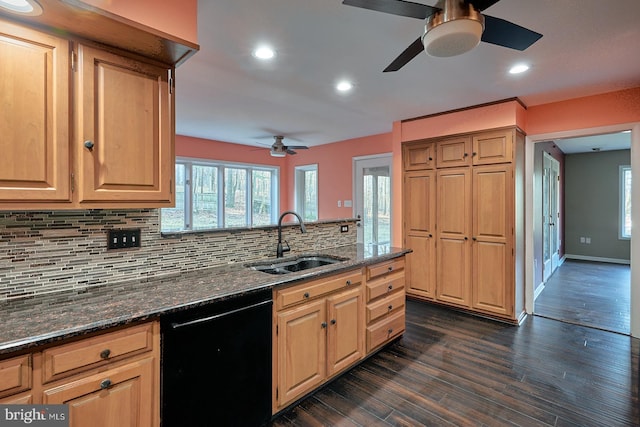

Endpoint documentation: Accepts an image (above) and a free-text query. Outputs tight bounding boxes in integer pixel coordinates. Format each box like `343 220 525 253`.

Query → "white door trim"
525 122 640 337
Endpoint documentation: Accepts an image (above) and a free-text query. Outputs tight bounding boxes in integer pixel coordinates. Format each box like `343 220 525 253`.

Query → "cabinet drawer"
366 311 405 353
0 354 31 398
275 270 362 310
367 258 405 281
366 291 406 324
42 322 154 383
365 271 404 302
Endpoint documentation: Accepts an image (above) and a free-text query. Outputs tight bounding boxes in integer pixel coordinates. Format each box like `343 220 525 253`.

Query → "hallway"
534 260 631 334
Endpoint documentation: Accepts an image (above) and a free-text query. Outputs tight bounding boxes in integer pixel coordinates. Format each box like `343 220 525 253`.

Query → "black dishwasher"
161 289 272 427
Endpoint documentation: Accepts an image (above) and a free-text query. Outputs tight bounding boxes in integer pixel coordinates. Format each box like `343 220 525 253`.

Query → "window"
161 158 278 232
620 165 631 239
294 164 318 222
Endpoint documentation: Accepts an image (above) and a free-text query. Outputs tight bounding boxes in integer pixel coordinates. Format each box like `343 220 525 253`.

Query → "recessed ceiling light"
253 46 275 60
0 0 42 15
509 63 530 74
336 80 353 93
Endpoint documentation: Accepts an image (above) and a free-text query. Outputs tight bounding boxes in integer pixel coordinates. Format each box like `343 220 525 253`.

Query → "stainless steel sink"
247 255 345 275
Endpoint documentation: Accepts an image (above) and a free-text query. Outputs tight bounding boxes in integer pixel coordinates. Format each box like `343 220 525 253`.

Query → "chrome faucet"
276 211 306 257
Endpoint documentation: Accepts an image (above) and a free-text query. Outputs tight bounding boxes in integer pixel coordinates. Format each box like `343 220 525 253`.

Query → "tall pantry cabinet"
402 127 526 323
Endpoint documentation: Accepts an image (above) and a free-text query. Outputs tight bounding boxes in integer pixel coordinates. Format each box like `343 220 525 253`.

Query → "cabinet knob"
387 328 393 335
429 157 433 161
428 234 433 238
303 292 310 298
464 152 469 157
388 266 393 272
472 152 477 156
464 237 468 241
346 280 351 286
330 319 336 325
100 349 111 359
472 237 477 241
100 379 112 389
321 322 327 328
84 140 94 150
388 305 393 311
387 284 393 291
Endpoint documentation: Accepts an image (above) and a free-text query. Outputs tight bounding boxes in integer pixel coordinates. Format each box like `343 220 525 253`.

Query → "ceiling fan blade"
481 15 542 51
342 0 437 20
286 149 297 155
383 37 424 72
286 145 308 150
467 0 501 11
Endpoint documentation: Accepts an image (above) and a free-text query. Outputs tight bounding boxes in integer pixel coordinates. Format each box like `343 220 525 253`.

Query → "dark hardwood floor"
270 300 639 427
535 260 631 335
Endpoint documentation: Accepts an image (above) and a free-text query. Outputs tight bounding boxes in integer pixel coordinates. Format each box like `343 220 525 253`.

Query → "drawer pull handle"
388 305 393 311
100 349 111 359
387 328 393 335
330 319 336 325
304 292 310 298
346 280 351 286
387 284 393 291
321 322 327 328
100 379 112 390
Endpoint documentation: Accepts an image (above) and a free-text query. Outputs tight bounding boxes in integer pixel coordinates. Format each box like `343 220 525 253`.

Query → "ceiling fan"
342 0 543 72
269 135 309 157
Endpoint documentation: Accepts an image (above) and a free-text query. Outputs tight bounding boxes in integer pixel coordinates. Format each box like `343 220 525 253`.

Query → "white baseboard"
564 254 631 265
534 282 545 300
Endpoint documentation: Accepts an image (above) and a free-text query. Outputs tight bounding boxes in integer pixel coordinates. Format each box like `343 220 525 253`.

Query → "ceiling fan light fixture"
421 1 484 58
270 150 286 158
0 0 42 15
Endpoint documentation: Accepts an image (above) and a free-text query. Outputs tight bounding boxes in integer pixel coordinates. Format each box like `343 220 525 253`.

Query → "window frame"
162 157 279 232
294 164 318 222
619 164 631 240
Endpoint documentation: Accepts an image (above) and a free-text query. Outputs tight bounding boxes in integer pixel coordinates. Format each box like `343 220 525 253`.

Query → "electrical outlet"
580 237 585 243
107 229 141 250
585 237 591 244
340 225 349 233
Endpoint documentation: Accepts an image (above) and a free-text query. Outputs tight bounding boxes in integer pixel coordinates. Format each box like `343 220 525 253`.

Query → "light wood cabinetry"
0 16 174 210
364 258 406 353
273 270 364 411
0 19 70 203
0 322 160 427
273 258 407 413
403 128 525 322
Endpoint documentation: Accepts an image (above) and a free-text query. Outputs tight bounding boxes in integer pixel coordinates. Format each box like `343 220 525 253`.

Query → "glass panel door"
354 155 392 251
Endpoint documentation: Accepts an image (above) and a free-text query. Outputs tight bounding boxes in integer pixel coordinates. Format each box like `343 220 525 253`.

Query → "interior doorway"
526 125 638 337
353 154 392 250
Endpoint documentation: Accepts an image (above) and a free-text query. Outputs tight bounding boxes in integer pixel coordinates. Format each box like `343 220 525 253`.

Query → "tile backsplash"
0 210 357 301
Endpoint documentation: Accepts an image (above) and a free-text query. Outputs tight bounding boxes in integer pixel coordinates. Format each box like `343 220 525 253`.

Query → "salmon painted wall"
79 0 198 43
176 135 289 212
286 133 393 219
526 87 640 135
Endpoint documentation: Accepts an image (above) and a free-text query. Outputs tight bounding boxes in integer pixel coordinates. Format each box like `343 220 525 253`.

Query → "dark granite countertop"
0 244 409 356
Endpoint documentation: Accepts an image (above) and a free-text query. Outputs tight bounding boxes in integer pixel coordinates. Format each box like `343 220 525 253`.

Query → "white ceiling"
554 131 632 155
175 0 640 147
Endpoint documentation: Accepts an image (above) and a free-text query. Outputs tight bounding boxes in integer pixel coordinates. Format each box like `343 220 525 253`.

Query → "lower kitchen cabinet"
273 270 364 411
0 321 160 427
43 357 155 427
273 257 407 414
364 258 406 353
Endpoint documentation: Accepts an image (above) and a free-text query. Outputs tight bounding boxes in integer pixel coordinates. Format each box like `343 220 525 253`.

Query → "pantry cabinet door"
0 19 70 203
75 44 173 206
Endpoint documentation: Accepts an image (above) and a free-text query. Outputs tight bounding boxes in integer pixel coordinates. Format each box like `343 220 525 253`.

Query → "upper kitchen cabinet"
0 20 70 203
75 44 173 206
0 0 197 210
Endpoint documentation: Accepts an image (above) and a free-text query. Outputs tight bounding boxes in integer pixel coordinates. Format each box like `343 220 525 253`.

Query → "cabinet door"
436 168 471 307
43 357 156 427
472 129 513 165
326 287 363 376
276 299 326 408
76 44 173 206
472 165 513 316
403 141 435 170
403 171 436 299
436 136 471 168
0 19 70 203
